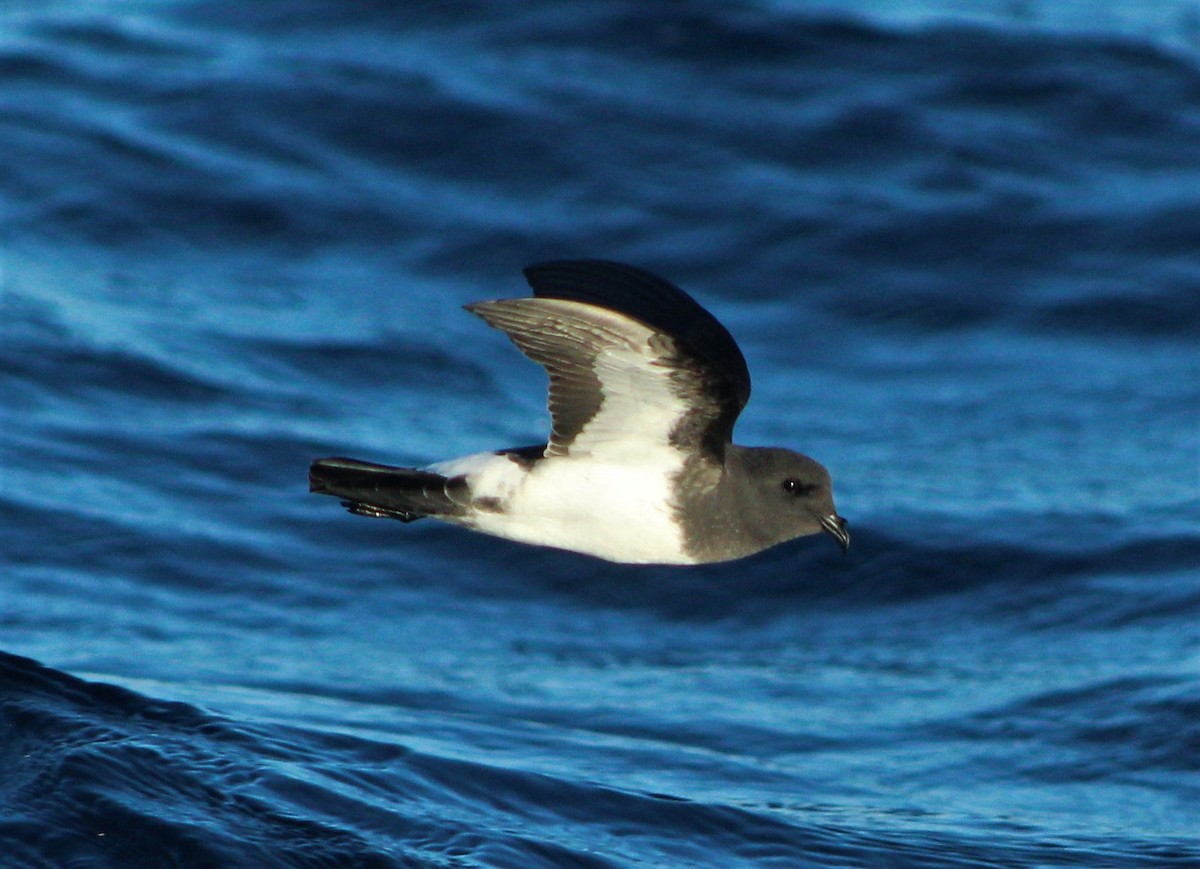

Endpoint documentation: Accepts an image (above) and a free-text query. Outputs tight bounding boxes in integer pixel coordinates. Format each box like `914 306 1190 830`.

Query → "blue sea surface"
2 1 1199 866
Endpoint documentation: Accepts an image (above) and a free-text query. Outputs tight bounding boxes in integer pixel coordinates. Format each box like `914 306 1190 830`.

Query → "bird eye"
781 478 817 496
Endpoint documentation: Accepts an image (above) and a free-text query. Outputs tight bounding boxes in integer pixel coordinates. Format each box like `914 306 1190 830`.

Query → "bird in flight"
310 260 848 564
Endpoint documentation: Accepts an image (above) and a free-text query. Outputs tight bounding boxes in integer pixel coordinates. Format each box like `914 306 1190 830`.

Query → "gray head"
725 446 850 556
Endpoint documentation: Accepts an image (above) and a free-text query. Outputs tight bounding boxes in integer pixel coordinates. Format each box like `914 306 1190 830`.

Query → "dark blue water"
3 1 1199 866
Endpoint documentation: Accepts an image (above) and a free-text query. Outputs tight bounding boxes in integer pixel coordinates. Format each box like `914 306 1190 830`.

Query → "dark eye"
781 478 818 497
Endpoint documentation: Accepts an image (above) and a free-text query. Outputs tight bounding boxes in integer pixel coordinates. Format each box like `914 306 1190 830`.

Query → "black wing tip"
522 259 690 299
519 258 752 411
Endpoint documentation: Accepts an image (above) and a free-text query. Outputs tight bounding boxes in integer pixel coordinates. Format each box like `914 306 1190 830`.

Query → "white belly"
427 451 693 564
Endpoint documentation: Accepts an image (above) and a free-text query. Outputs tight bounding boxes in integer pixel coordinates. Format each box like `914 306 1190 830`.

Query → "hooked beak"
819 514 851 554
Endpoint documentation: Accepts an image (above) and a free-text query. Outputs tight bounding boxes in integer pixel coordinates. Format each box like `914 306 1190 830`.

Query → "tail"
309 457 467 522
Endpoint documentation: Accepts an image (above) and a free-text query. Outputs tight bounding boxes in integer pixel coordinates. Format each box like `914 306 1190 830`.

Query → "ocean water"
2 1 1199 866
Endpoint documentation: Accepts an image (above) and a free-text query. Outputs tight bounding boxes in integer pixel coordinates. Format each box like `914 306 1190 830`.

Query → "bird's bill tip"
819 513 850 554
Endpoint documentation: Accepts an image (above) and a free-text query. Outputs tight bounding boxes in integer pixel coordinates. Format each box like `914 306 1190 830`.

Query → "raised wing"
466 260 750 461
523 260 751 410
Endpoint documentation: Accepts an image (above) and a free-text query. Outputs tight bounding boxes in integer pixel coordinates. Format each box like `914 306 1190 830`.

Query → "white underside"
426 450 696 564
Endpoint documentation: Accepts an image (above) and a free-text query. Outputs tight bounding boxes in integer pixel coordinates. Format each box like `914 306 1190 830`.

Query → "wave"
346 519 1200 627
6 4 1199 277
947 674 1200 775
3 651 1194 868
2 339 229 406
0 289 229 409
0 652 406 868
240 334 495 394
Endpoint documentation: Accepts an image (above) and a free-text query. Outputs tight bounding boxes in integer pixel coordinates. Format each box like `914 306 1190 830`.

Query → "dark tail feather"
309 457 465 522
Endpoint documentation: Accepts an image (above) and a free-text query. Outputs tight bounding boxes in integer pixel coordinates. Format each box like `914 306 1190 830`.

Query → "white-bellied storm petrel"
310 260 848 564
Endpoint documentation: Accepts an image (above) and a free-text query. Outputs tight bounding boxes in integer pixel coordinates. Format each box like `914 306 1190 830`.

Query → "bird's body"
310 260 848 564
428 448 690 563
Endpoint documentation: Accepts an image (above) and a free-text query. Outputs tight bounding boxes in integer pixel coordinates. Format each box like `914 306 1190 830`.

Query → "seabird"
309 260 849 564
